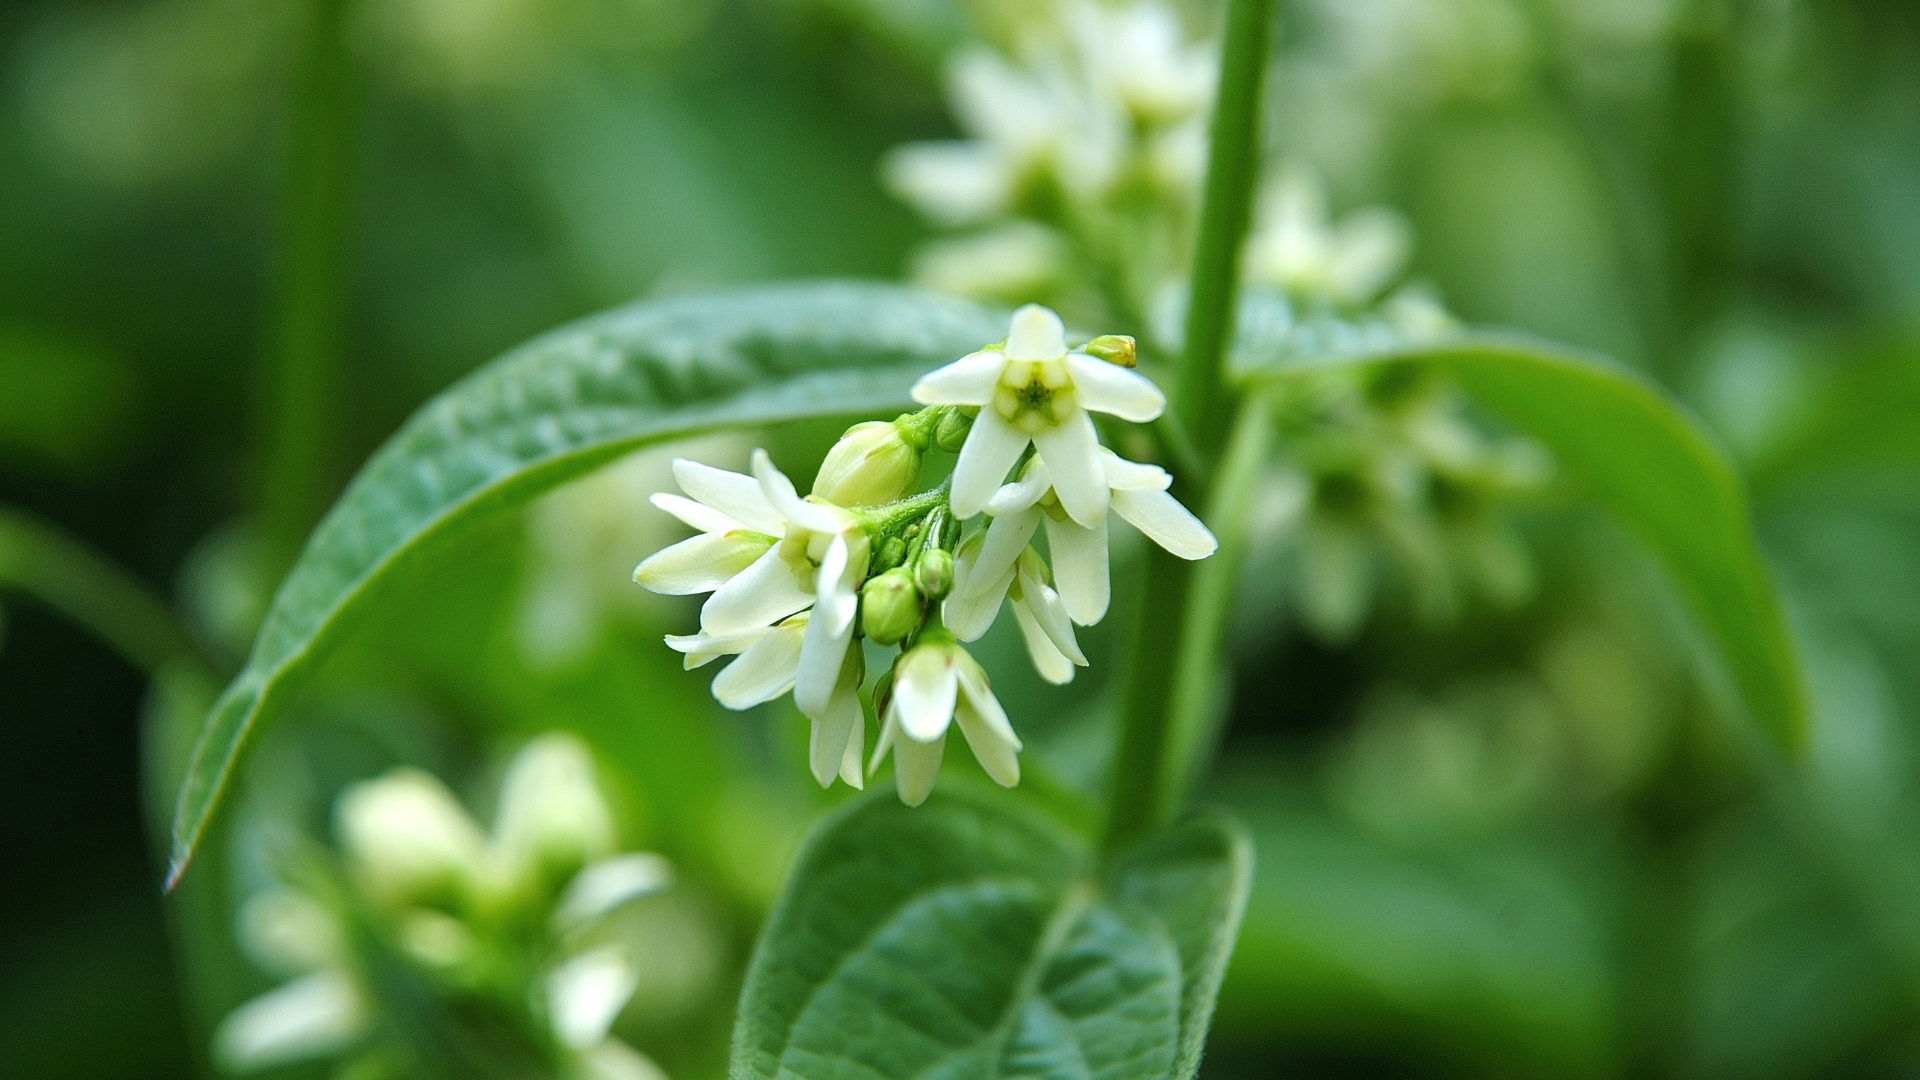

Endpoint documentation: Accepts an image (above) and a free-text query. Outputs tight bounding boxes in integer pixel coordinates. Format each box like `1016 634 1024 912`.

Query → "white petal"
911 350 1007 407
956 661 1022 751
838 714 866 790
965 510 1041 600
955 701 1021 787
812 535 858 637
1098 449 1172 492
882 141 1013 226
711 619 807 709
943 567 1012 641
664 625 768 669
578 1039 670 1080
951 408 1031 519
893 649 959 743
554 853 673 931
1044 513 1111 625
213 971 366 1073
1031 410 1108 526
1065 353 1166 422
1113 487 1217 560
751 449 848 534
793 606 853 718
649 492 741 535
672 459 783 534
809 678 864 788
889 718 945 807
1006 304 1067 360
547 947 637 1051
1016 562 1086 664
634 532 771 595
985 459 1052 515
1011 598 1075 685
699 546 812 635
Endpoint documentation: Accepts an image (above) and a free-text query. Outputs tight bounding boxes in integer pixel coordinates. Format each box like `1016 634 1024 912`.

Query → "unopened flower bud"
814 421 922 507
934 408 975 453
861 568 923 646
914 548 954 600
871 535 908 574
1084 334 1137 368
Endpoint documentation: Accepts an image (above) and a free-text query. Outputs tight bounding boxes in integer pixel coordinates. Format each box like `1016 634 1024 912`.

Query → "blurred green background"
3 0 1919 1077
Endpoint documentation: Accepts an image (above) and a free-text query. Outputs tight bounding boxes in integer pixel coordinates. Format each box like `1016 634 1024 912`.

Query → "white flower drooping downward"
633 451 869 789
950 449 1217 628
912 304 1166 523
871 633 1020 806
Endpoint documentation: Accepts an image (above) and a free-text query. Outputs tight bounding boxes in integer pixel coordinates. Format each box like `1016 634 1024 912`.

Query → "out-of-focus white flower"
1245 167 1412 307
554 853 674 932
237 890 342 978
335 768 489 906
491 732 617 884
871 635 1020 805
1065 0 1216 123
912 305 1165 523
906 222 1070 302
213 970 367 1074
548 946 639 1051
960 448 1216 626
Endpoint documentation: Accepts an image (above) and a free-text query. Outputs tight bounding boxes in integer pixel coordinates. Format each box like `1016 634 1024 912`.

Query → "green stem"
259 0 356 578
0 507 209 679
867 477 953 534
1172 0 1277 464
1104 0 1276 855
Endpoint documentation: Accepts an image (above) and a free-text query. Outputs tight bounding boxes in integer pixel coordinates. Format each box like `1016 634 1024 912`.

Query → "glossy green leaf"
732 788 1251 1080
167 282 1004 886
1237 316 1809 752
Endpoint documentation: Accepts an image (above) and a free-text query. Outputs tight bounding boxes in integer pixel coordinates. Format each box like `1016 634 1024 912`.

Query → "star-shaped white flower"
958 449 1217 626
912 305 1166 524
634 451 870 786
1244 167 1411 307
870 636 1020 805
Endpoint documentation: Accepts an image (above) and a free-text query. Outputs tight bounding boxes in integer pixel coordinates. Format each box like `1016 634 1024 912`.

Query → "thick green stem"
1172 0 1277 463
259 0 356 578
0 507 208 679
1104 0 1276 854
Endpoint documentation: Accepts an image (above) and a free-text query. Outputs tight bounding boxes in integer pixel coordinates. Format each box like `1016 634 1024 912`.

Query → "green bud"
1084 334 1137 368
871 535 908 574
914 548 954 600
934 407 975 453
814 421 922 507
860 568 923 646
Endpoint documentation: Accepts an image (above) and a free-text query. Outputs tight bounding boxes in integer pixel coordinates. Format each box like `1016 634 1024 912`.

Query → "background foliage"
3 0 1920 1077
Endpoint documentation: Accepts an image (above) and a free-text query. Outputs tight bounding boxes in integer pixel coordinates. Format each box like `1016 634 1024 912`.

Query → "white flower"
548 946 639 1051
945 540 1086 685
1065 0 1216 124
1244 167 1411 307
959 449 1217 627
870 636 1020 805
491 733 617 885
213 970 367 1074
912 304 1166 523
335 768 489 906
635 452 872 787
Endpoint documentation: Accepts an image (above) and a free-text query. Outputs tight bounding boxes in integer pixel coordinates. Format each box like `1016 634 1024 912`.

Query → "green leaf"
1237 316 1809 752
167 282 1004 886
731 788 1251 1080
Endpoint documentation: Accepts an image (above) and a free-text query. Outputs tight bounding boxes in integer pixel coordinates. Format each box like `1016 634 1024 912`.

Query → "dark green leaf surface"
167 282 1003 885
731 789 1251 1080
1237 318 1809 752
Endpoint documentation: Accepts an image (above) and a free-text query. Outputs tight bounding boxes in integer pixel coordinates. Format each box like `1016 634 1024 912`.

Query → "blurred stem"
1171 0 1275 465
0 507 209 679
258 0 356 579
1105 0 1275 855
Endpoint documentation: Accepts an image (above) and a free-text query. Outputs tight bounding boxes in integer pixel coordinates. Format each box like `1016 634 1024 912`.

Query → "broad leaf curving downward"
732 788 1251 1080
1236 307 1809 752
167 282 1004 886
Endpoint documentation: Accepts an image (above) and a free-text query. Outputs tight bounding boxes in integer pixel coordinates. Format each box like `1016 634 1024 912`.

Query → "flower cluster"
883 0 1215 323
635 304 1215 805
213 735 672 1080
